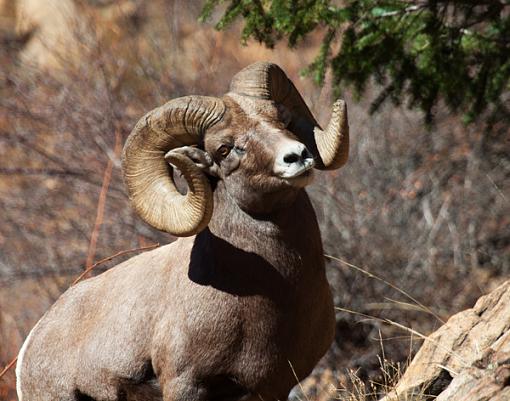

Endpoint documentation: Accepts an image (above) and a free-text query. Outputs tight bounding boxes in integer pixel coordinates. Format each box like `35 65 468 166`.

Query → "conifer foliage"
201 1 510 124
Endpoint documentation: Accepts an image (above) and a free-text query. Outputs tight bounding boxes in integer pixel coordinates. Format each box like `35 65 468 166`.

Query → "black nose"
283 147 312 164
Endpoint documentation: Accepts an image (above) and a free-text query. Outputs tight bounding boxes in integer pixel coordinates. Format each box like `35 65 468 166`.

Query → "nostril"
283 153 300 164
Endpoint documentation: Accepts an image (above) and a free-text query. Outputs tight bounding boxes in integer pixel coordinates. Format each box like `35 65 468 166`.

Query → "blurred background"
1 1 508 400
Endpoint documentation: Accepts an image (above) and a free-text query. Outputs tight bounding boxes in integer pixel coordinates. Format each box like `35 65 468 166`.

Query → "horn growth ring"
122 96 225 236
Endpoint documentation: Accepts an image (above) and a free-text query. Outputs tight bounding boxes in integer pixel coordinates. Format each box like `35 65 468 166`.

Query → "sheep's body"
17 62 349 400
17 188 335 401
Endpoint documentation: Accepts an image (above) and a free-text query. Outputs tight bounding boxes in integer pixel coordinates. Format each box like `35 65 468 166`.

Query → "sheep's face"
124 63 349 235
202 97 315 214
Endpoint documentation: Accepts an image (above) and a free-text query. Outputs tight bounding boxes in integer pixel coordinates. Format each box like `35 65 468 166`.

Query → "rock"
381 280 510 401
3 0 141 71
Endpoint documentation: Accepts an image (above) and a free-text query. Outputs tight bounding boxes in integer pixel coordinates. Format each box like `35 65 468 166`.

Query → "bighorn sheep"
16 62 349 401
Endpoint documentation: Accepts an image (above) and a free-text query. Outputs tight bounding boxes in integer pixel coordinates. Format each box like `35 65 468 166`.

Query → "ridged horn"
122 96 226 236
230 61 349 170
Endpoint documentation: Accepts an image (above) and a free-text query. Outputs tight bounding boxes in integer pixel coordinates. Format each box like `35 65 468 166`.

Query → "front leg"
160 371 207 401
160 370 257 401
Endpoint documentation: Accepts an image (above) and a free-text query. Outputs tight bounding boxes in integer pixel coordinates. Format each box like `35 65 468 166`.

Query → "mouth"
279 159 314 179
279 162 315 188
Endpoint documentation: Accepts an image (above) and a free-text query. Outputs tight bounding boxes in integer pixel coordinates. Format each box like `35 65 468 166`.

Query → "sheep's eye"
218 145 231 158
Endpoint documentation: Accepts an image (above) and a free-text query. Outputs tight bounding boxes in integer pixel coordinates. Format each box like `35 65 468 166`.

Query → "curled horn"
122 96 225 236
229 62 349 170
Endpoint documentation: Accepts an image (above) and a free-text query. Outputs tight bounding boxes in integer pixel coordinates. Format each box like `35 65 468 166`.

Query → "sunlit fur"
17 79 340 401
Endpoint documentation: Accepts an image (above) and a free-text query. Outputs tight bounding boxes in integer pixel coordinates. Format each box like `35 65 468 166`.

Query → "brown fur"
17 95 336 401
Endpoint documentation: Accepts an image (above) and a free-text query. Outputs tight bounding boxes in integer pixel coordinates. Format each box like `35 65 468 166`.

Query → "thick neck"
189 183 324 294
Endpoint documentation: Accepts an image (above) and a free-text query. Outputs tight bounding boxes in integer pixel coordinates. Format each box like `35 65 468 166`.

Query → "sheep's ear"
165 146 220 178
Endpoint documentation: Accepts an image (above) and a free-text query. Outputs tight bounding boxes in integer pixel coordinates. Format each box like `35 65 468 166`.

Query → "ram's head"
122 62 349 236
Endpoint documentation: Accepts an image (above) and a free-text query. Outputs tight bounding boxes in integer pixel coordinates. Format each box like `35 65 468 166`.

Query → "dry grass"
295 324 429 401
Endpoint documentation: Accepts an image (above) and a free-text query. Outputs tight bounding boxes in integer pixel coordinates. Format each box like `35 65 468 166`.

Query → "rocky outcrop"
381 280 510 401
1 0 140 70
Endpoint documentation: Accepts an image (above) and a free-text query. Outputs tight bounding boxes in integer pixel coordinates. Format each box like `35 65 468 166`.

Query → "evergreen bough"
201 1 510 125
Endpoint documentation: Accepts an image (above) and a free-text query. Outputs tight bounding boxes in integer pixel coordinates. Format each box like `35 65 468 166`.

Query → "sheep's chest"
156 207 334 395
163 254 334 394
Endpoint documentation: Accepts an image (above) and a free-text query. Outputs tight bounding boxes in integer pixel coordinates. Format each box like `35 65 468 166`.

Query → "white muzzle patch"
274 140 314 179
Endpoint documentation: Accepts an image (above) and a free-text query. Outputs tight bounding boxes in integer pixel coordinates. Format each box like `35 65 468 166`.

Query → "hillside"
1 1 508 400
